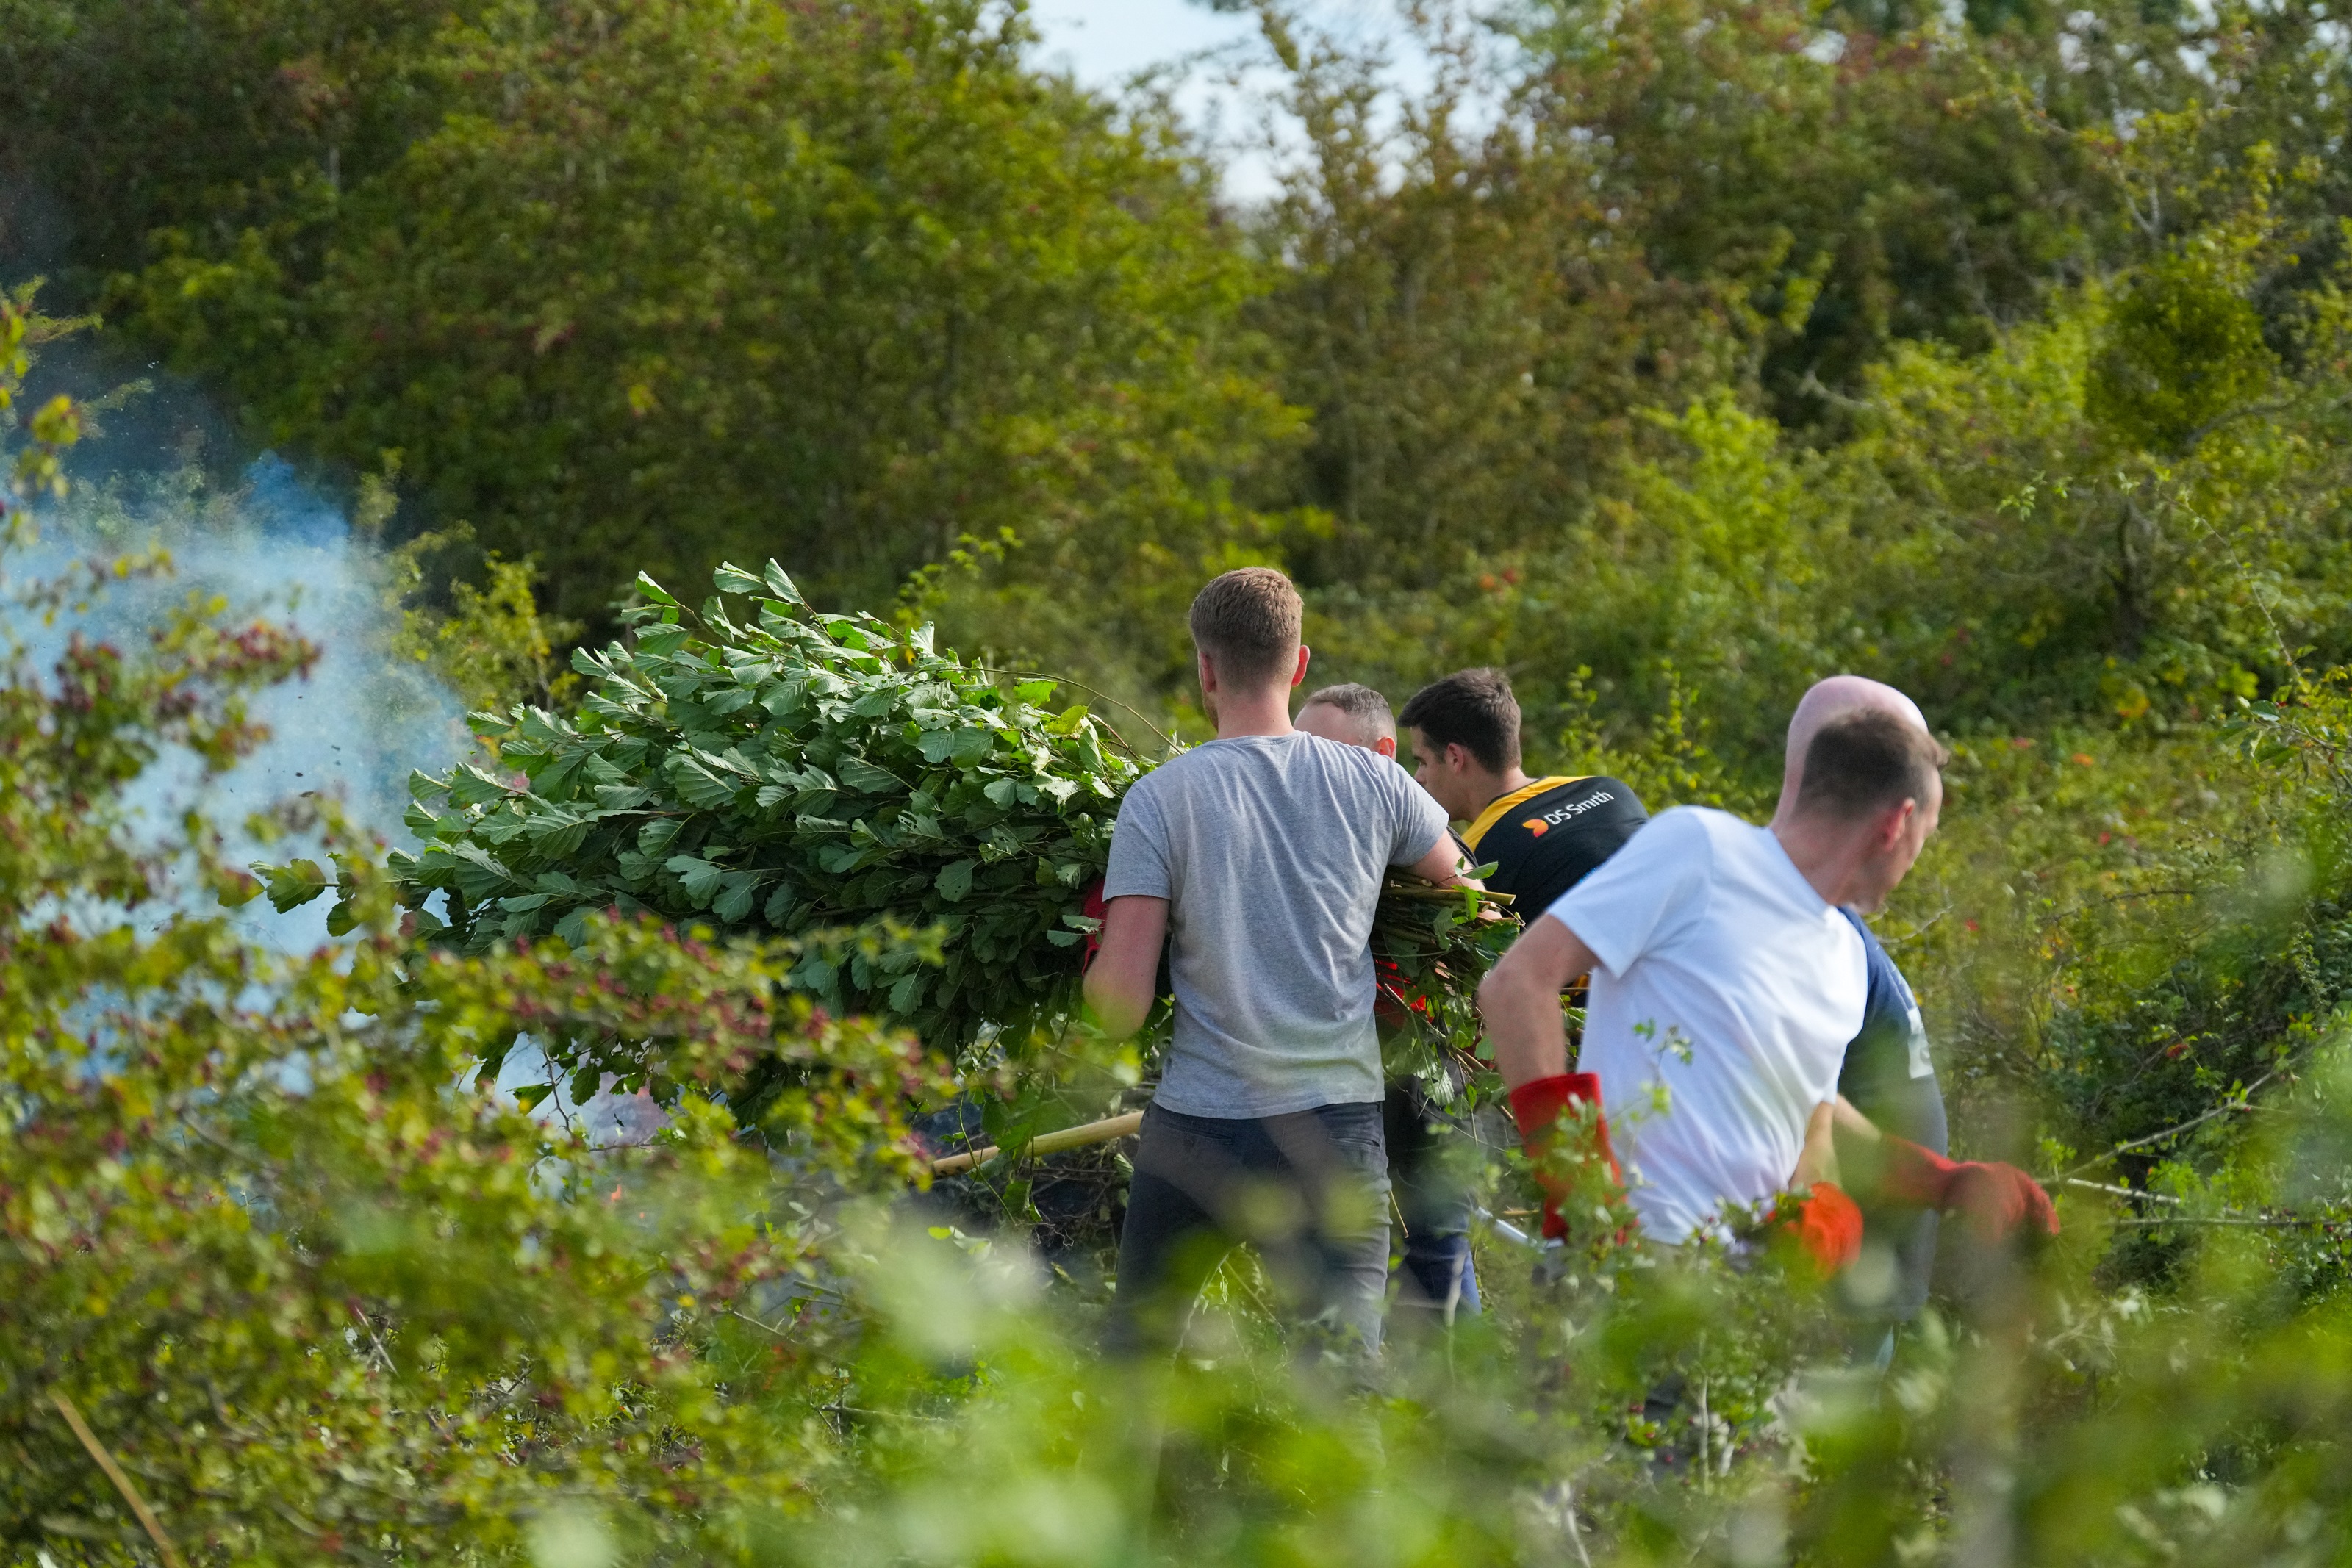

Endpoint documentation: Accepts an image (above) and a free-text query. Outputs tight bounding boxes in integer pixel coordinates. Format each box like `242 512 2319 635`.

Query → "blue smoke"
8 453 473 951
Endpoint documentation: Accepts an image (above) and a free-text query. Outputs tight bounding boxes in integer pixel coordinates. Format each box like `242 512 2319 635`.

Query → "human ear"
1291 645 1311 688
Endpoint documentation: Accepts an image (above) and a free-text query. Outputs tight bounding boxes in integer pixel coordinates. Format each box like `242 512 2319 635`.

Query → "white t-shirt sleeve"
1544 808 1712 977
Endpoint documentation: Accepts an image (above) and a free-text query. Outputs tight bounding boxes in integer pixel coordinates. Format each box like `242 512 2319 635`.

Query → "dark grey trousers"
1107 1101 1392 1359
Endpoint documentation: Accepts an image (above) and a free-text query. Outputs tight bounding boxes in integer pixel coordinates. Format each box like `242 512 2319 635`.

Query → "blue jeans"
1383 1079 1482 1320
1108 1101 1393 1359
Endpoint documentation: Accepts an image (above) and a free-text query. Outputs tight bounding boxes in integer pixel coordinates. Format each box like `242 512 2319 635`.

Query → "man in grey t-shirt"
1086 568 1469 1358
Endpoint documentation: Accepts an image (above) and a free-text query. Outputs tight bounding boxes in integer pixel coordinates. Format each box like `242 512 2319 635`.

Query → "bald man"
1480 678 2056 1267
1780 681 2057 1328
1776 681 1954 1342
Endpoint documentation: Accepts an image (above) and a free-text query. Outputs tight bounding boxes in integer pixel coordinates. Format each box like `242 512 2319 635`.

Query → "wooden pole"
928 1109 1145 1177
51 1391 187 1568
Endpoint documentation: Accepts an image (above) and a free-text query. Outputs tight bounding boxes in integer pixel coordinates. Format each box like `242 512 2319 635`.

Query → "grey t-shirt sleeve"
1386 762 1451 867
1102 778 1172 900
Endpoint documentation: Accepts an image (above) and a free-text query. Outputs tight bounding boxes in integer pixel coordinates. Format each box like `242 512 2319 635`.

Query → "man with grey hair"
1778 679 1951 1340
1294 683 1398 759
1294 678 1488 1326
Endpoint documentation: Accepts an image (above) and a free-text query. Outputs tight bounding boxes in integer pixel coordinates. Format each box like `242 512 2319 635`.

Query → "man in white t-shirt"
1478 707 1946 1251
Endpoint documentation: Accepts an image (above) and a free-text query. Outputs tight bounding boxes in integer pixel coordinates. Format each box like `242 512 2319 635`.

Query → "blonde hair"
1188 568 1302 686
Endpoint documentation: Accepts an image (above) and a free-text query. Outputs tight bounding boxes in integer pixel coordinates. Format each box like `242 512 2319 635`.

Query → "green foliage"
0 314 956 1563
36 1 2352 1558
8 0 1296 633
349 561 1138 1071
2089 254 2281 453
381 525 583 715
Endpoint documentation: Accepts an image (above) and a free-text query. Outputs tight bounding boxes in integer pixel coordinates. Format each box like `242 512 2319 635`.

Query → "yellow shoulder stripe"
1461 776 1588 851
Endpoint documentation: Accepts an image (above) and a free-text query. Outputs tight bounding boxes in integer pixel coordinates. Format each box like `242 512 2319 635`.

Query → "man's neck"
1213 690 1297 740
1469 766 1536 817
1770 813 1868 907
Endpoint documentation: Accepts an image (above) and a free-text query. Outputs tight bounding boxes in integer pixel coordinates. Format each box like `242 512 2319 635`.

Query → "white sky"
1024 1 1458 204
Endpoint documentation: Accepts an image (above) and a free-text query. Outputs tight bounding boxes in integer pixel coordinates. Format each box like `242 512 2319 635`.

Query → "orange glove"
1878 1134 2059 1242
1509 1073 1618 1240
1774 1182 1864 1273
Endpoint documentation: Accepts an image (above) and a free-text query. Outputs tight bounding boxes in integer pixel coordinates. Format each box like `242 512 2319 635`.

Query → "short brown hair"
1793 709 1948 821
1398 668 1520 773
1301 682 1395 742
1188 568 1302 686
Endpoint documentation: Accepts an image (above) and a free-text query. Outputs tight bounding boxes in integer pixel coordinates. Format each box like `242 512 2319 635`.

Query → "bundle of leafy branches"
271 561 1134 1090
271 561 1516 1130
1372 878 1516 1107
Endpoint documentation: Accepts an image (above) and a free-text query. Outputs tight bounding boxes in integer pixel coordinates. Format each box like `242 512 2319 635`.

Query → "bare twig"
1879 904 1954 950
2062 1176 2184 1206
972 665 1177 755
2051 1071 2276 1183
51 1392 187 1568
723 1306 795 1340
2112 1215 2351 1229
349 1302 398 1373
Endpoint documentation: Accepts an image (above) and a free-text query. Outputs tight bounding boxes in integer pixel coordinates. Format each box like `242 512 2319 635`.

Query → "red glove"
1510 1073 1618 1240
1774 1182 1863 1273
1080 878 1108 972
1878 1134 2059 1242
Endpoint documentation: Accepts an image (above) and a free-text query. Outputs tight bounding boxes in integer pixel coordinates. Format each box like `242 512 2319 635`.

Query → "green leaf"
667 755 745 810
837 755 907 793
261 859 331 913
447 763 514 809
712 560 765 596
936 858 978 902
634 571 679 607
665 855 727 905
712 872 757 924
761 560 806 605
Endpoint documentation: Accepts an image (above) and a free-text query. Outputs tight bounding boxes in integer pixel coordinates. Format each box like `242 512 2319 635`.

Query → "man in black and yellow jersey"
1397 669 1650 921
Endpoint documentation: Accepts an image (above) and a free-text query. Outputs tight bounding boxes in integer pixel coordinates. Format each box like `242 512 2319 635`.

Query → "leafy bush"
0 304 954 1561
285 561 1141 1077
